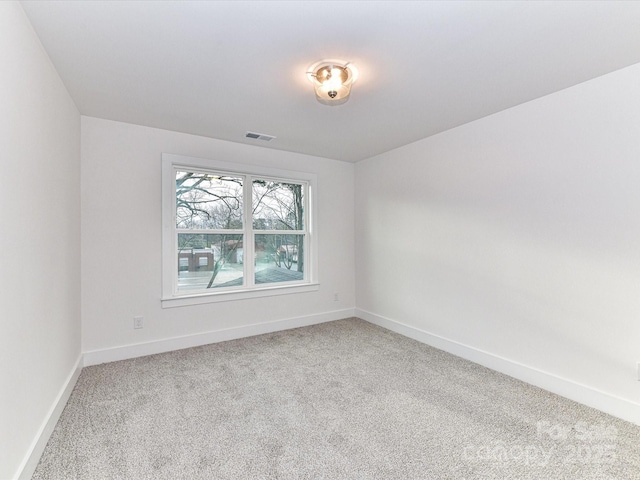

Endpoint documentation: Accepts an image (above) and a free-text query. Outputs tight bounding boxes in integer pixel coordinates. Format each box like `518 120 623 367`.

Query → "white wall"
81 117 355 358
355 63 640 424
0 3 81 479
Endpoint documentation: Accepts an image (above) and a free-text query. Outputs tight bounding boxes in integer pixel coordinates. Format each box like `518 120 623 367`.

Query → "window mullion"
176 229 244 235
257 230 306 235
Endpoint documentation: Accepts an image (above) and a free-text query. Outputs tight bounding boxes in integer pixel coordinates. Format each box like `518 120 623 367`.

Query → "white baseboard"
16 354 83 480
356 308 640 426
84 308 355 367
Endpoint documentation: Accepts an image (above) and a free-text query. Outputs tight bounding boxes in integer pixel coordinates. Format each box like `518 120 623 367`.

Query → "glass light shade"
307 62 357 106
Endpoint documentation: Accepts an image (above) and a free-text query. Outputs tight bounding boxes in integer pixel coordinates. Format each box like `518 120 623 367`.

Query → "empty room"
2 1 640 479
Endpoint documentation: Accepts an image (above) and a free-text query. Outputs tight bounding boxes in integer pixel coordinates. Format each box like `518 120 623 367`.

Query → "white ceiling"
20 0 640 162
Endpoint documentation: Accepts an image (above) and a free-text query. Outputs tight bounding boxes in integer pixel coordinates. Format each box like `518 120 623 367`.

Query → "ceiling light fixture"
306 60 358 106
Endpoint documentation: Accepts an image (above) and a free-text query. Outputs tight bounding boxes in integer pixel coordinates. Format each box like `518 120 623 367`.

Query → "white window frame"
162 153 318 308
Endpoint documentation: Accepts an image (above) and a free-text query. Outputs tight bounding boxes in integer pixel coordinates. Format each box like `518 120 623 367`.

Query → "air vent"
245 131 276 142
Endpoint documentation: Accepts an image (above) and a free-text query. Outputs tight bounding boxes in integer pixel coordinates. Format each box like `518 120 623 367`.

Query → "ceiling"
20 1 640 162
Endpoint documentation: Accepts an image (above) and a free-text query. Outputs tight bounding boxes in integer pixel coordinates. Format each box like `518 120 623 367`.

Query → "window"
162 153 318 307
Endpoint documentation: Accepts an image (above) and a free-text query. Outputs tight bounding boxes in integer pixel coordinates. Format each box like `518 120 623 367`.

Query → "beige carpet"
33 318 640 479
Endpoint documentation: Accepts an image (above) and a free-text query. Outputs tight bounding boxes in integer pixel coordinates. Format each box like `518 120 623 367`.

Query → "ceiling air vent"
245 131 276 142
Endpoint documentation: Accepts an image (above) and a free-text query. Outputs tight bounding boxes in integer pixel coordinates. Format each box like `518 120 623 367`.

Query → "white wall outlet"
133 316 144 329
637 362 640 381
334 293 339 302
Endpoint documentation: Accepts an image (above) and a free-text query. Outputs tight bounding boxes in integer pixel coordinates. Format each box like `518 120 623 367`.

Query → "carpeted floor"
33 318 640 479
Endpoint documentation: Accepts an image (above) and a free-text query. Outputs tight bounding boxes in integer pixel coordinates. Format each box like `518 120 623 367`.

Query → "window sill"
161 282 319 308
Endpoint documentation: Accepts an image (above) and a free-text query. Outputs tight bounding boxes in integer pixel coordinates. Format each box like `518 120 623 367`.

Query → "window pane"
176 171 243 229
254 234 304 284
252 180 304 230
177 234 243 291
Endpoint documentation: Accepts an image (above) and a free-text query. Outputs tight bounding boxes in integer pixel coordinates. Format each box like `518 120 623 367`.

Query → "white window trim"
161 153 319 308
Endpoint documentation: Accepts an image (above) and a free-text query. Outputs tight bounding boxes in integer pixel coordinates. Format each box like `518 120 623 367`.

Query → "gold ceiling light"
306 60 358 106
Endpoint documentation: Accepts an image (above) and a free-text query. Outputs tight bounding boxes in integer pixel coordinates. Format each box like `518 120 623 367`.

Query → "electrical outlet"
334 293 339 302
637 362 640 381
133 316 144 329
